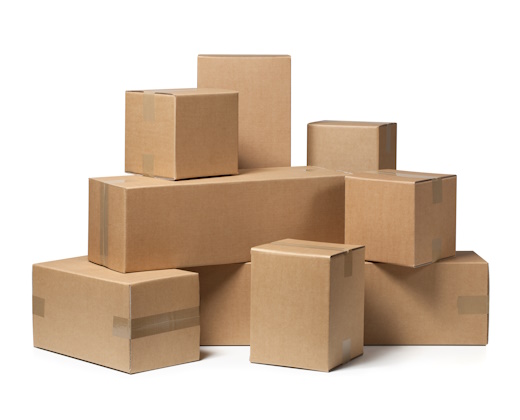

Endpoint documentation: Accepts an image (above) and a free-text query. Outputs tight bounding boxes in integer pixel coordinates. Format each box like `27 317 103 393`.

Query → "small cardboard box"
33 256 200 373
187 263 251 345
345 169 456 267
89 166 345 273
198 55 291 169
125 88 238 180
365 252 489 345
307 121 396 173
250 239 365 372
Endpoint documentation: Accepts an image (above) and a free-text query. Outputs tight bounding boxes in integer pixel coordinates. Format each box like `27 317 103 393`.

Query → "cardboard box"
125 88 238 180
197 55 291 169
364 252 489 345
32 257 200 373
345 169 456 267
89 166 345 273
307 121 396 173
250 239 365 372
187 263 251 345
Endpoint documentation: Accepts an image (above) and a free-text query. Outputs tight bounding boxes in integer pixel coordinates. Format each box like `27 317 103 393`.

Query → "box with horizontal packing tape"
345 169 456 267
250 239 365 372
307 121 396 173
88 166 346 273
32 256 200 373
364 251 489 345
197 55 291 169
126 88 238 180
186 262 251 345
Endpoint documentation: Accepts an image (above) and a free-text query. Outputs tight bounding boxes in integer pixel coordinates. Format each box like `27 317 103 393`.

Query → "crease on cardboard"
32 296 45 318
432 178 443 203
457 296 489 315
142 154 155 177
341 338 351 364
143 91 155 122
100 183 108 265
432 238 442 262
385 124 392 153
113 306 200 339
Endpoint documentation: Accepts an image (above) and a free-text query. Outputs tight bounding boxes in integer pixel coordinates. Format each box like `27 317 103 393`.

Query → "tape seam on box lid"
113 306 200 339
432 178 443 203
100 183 108 265
143 91 155 121
457 296 489 315
32 296 45 318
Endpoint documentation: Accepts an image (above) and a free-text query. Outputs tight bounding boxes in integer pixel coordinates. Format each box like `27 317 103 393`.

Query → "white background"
2 1 518 418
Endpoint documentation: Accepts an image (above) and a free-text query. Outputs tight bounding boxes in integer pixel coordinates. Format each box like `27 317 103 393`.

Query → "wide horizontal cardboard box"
89 166 345 273
33 257 200 373
250 239 365 372
307 121 396 173
345 169 456 267
126 88 238 180
197 55 291 169
365 251 489 345
186 263 250 345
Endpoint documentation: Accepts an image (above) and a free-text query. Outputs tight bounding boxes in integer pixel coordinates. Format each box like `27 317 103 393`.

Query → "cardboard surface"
32 256 200 373
250 239 365 372
364 251 489 345
197 55 291 168
186 263 251 345
345 169 456 267
125 88 238 180
307 121 396 173
89 166 346 273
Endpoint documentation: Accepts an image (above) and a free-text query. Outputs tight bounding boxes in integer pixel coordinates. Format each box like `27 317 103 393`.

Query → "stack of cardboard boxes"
32 54 489 374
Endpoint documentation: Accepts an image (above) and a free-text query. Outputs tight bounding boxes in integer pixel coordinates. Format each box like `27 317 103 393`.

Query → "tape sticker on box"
143 91 155 121
33 296 45 318
458 296 489 315
142 154 155 177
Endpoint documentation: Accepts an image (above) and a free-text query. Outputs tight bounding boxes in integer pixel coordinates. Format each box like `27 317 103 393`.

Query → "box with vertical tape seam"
345 169 456 267
250 239 365 372
32 256 200 373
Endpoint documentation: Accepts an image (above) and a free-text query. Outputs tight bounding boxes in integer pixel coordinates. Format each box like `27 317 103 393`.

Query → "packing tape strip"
100 183 108 265
385 124 392 153
432 238 442 262
366 170 440 180
342 338 352 364
33 296 45 318
113 306 200 339
142 154 155 177
143 91 155 121
432 178 443 203
343 252 353 277
457 296 489 315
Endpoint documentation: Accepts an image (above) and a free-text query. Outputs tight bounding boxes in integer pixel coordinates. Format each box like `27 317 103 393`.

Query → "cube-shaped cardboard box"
33 256 200 373
250 239 365 372
345 169 456 267
125 88 238 180
307 121 396 173
365 251 489 345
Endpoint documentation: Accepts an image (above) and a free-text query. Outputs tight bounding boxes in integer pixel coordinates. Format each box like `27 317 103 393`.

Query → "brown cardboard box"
187 263 251 345
364 252 489 345
89 166 345 273
250 239 365 372
197 55 291 169
307 121 396 173
32 257 200 373
345 169 456 267
125 88 238 180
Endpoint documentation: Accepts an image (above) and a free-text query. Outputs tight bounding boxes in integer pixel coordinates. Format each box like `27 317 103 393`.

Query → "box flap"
253 239 362 258
346 169 455 184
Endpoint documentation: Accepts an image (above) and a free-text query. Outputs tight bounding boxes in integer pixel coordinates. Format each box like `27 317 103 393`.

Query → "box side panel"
124 173 344 271
32 265 130 372
125 92 176 178
345 178 415 266
88 180 127 272
175 93 238 180
197 56 291 169
378 123 397 170
189 263 251 345
415 176 457 266
307 125 379 173
328 247 365 370
130 273 200 373
364 259 488 344
250 251 331 372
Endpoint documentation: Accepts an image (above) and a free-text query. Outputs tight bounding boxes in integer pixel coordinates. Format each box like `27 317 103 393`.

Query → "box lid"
198 54 290 58
309 121 394 128
252 239 363 258
346 169 455 184
126 88 237 96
